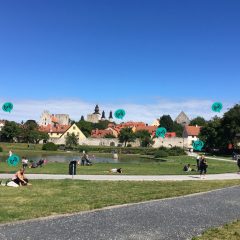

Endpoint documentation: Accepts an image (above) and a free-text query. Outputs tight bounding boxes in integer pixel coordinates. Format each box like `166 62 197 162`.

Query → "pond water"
0 153 163 164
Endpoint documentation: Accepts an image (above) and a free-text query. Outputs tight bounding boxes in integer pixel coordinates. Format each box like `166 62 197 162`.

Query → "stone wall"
152 137 189 149
79 138 141 147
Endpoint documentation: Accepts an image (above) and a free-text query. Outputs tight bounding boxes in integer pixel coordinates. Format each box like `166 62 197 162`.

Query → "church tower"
109 111 113 122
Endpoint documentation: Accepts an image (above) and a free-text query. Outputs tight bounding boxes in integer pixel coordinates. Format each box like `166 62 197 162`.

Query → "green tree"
104 134 116 138
0 121 22 142
199 117 221 149
76 120 94 137
135 130 154 147
24 120 38 130
94 120 110 130
118 128 136 147
66 133 79 148
220 104 240 147
159 115 174 131
190 116 206 127
172 121 184 137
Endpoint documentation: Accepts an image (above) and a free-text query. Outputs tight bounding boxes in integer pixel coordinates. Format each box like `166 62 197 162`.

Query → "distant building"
183 125 201 149
151 119 160 126
91 128 117 138
0 120 6 131
39 111 70 126
87 105 113 123
39 123 86 145
175 111 190 126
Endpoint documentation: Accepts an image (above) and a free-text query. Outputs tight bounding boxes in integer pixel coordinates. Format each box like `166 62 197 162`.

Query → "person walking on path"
196 155 200 171
237 155 240 174
199 156 208 179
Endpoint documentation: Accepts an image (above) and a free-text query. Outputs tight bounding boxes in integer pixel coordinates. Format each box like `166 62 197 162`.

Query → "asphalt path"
0 186 239 240
1 173 240 181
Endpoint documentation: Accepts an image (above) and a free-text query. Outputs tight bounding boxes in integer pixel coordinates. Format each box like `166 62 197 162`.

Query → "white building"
182 125 201 149
0 120 5 131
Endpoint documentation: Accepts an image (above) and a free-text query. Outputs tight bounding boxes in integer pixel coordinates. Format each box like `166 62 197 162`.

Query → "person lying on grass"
109 168 123 174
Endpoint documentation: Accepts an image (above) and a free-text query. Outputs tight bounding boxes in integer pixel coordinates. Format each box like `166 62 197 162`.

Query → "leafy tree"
200 104 240 150
159 115 174 131
190 116 206 127
94 120 110 130
135 130 154 147
66 133 79 148
172 121 184 137
104 134 116 138
24 120 38 130
199 117 221 149
220 104 240 147
42 142 58 151
0 121 22 142
76 120 94 137
118 128 136 147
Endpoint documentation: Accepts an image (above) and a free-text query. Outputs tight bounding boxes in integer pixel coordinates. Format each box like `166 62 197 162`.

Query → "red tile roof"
165 132 176 138
39 124 71 133
91 129 115 138
184 126 201 136
135 125 158 134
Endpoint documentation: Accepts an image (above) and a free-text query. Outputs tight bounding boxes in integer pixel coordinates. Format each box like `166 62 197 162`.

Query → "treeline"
199 104 240 153
0 120 49 144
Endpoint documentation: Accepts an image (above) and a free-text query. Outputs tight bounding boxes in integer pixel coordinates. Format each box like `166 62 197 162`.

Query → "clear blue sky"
0 0 239 104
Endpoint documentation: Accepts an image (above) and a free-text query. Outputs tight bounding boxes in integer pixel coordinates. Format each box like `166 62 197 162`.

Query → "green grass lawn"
0 155 238 175
0 179 239 224
193 220 240 240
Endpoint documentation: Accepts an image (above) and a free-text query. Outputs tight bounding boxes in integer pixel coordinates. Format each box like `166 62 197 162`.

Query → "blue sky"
0 0 239 122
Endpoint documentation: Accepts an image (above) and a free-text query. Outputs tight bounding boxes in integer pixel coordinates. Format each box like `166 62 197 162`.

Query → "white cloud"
0 98 234 124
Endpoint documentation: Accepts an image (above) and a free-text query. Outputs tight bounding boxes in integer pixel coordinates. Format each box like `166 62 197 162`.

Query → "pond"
0 153 163 164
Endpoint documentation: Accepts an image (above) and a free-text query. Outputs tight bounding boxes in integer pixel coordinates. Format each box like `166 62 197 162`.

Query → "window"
73 126 76 130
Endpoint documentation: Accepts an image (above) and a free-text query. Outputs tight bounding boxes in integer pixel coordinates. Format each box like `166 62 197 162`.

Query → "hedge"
42 142 58 151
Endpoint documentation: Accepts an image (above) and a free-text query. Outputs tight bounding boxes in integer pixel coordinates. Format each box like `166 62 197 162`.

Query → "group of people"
22 156 46 169
183 155 208 179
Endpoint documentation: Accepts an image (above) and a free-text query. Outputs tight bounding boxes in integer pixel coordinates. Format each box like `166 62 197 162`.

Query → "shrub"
168 146 186 156
127 144 132 147
0 146 3 152
154 150 169 158
42 142 58 151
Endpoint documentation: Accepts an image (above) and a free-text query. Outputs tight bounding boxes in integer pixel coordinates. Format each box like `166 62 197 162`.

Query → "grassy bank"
193 220 240 240
0 180 239 224
0 155 238 175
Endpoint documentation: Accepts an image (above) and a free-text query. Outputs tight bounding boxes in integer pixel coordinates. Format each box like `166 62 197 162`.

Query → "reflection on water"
0 154 162 164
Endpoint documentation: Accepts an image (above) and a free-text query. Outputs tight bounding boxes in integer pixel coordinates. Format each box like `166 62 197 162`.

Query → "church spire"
109 111 113 122
101 111 106 120
94 104 100 114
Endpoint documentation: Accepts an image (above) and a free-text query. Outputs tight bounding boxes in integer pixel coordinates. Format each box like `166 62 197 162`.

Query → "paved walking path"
0 173 240 181
187 152 235 162
0 186 239 240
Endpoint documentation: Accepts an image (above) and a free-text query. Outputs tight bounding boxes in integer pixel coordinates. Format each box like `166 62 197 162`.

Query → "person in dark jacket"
199 156 208 179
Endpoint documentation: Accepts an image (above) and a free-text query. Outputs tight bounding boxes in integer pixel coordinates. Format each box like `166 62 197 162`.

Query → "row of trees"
0 120 49 143
199 104 240 151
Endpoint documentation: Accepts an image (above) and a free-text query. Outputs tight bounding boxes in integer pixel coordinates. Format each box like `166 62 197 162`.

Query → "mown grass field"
193 220 240 240
0 155 238 175
0 180 239 224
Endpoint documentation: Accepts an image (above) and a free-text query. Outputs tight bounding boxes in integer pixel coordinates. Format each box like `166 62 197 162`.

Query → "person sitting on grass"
11 168 31 186
109 168 123 174
183 164 192 172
